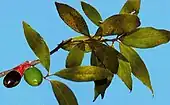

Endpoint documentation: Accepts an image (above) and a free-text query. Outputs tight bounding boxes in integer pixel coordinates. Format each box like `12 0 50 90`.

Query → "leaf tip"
152 93 155 98
129 89 132 93
54 2 61 10
22 21 31 30
129 85 133 92
101 93 105 99
147 83 154 96
22 21 28 27
150 88 154 96
54 1 59 5
22 21 26 25
81 1 87 7
80 1 85 4
93 94 99 102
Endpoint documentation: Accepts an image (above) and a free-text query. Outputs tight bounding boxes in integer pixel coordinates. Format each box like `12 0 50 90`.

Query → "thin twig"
30 60 40 66
0 38 73 78
50 38 72 55
0 36 119 78
0 69 13 78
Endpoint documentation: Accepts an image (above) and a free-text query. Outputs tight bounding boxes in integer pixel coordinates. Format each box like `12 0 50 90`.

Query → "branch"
50 38 72 55
0 38 72 78
0 69 13 78
0 36 120 78
101 36 119 43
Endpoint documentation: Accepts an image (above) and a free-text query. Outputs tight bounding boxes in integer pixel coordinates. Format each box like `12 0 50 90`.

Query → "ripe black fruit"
3 70 22 88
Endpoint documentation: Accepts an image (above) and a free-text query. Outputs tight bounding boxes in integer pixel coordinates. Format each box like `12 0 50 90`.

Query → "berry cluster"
3 61 43 88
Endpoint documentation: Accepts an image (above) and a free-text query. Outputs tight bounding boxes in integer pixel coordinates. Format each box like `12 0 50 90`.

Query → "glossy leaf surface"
91 51 113 101
117 59 132 91
120 43 153 94
62 35 91 52
50 80 78 105
117 52 129 62
95 14 140 36
93 76 113 101
81 1 102 26
66 44 84 68
55 2 90 36
120 0 141 15
23 22 50 71
90 42 119 74
54 66 113 82
121 27 170 48
90 43 117 100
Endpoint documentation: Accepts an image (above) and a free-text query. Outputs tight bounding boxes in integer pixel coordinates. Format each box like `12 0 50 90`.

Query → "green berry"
24 67 43 86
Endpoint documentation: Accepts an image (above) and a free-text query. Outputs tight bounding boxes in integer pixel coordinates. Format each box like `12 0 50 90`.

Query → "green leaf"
54 66 113 82
117 59 132 91
159 29 170 39
91 49 114 101
95 14 140 36
66 43 84 68
91 50 102 67
120 0 141 15
50 80 78 105
81 1 102 26
93 76 113 102
55 2 90 36
89 42 119 74
23 21 50 72
61 35 91 53
120 43 153 94
113 45 129 62
121 27 170 48
117 52 129 62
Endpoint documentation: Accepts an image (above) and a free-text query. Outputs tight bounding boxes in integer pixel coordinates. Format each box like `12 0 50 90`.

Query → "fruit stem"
43 75 50 81
0 38 72 78
44 73 53 79
50 38 72 55
0 36 119 78
0 69 13 78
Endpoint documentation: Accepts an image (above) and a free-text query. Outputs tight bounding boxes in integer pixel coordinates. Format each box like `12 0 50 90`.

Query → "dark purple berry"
3 70 22 88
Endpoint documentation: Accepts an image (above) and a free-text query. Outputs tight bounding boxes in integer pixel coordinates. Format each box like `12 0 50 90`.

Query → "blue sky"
0 0 170 105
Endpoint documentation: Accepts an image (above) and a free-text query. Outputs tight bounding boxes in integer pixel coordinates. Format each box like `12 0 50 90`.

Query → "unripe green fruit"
24 67 43 86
